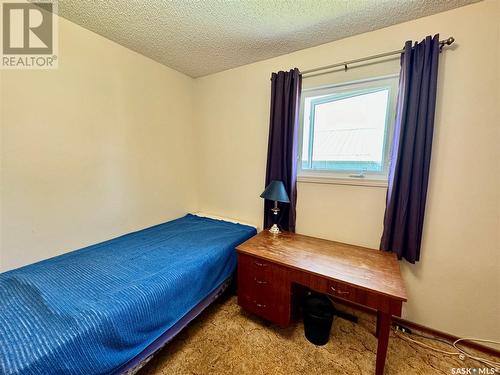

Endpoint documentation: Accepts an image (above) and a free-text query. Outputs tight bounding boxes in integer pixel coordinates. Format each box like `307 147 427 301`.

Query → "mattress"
0 214 256 375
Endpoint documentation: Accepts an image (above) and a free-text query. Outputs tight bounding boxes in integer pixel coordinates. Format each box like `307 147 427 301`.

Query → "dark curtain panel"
264 68 302 232
380 35 440 263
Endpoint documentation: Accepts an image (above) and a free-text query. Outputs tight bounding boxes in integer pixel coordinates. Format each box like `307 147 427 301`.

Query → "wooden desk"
236 230 407 375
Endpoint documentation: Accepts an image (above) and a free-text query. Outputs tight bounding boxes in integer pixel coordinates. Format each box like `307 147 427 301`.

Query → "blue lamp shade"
260 180 290 203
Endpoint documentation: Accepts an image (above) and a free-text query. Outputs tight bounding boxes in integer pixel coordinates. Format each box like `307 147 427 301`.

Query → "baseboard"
330 296 500 358
391 317 500 358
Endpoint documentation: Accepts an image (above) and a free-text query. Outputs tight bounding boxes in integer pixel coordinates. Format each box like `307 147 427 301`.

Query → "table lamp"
260 180 290 234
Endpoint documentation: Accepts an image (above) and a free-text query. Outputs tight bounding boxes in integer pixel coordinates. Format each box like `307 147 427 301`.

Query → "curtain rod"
301 36 455 77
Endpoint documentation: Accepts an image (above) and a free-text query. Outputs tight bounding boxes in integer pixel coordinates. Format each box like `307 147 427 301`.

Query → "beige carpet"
139 294 498 375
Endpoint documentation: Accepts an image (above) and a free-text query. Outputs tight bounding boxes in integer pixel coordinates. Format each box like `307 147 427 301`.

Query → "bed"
0 214 257 375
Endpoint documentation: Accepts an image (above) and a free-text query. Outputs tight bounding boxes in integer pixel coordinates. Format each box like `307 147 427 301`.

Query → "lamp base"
269 224 280 235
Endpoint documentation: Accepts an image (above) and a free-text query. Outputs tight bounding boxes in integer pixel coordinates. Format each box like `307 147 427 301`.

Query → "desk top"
236 230 407 301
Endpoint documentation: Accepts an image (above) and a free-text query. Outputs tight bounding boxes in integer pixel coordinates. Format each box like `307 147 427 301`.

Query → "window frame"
297 74 400 187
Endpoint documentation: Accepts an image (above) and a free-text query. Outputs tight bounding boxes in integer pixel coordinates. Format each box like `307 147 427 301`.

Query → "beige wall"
0 17 197 271
195 0 500 343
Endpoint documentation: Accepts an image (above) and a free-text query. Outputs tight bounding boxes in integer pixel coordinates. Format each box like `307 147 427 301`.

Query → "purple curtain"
380 35 440 263
264 68 302 232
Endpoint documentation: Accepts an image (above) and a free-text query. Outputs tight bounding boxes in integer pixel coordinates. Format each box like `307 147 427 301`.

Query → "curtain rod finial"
445 37 455 46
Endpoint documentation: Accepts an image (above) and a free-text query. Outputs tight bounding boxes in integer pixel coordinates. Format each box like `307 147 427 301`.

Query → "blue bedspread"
0 214 256 375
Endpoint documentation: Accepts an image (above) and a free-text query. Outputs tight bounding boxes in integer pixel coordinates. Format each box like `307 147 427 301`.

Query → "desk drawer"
328 280 357 298
325 280 399 314
290 270 364 305
239 254 273 277
298 278 395 314
237 254 291 326
325 280 366 305
239 293 275 319
238 290 290 327
289 269 396 313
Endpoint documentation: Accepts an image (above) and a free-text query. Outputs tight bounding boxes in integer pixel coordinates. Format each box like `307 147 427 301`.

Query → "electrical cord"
453 338 500 371
404 329 500 368
393 327 500 373
409 330 458 347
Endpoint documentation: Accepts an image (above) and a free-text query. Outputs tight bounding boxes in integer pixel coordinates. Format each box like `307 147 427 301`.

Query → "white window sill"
297 175 388 188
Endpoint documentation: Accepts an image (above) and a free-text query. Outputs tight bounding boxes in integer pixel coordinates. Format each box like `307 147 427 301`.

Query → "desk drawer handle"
254 261 268 267
330 286 350 295
253 301 267 308
254 278 268 285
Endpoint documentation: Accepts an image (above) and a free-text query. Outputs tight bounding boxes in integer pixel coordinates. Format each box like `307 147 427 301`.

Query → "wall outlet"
395 324 412 334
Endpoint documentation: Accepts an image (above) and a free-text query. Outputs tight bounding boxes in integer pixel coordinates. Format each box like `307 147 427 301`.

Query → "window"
299 75 399 186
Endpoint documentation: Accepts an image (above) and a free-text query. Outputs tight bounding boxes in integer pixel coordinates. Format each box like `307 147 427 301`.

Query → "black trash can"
303 294 335 346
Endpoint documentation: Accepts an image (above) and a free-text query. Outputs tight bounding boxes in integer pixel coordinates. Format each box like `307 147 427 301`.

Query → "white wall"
0 17 197 271
194 0 500 342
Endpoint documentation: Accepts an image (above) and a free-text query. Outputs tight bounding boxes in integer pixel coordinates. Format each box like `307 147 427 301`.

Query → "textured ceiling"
57 0 479 78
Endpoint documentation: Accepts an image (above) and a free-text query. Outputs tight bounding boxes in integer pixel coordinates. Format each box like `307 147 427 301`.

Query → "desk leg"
375 311 381 338
375 311 391 375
